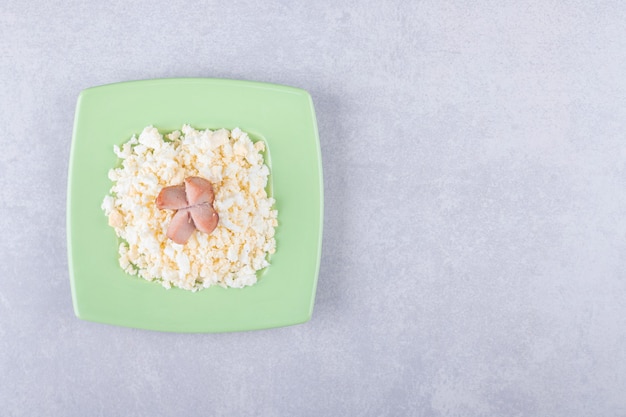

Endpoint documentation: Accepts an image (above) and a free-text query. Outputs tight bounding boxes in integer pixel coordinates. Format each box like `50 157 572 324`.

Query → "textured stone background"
1 1 626 416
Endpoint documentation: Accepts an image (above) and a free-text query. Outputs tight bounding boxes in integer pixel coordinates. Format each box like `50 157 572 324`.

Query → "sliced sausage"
166 209 196 244
190 203 219 234
184 176 215 205
156 184 187 210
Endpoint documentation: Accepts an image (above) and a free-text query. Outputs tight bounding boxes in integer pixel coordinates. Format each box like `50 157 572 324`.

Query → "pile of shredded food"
101 125 277 291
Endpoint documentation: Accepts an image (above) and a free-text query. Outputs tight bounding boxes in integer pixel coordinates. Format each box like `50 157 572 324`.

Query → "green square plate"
67 78 323 332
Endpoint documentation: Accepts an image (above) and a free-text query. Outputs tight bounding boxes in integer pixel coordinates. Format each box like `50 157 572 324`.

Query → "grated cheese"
101 125 278 291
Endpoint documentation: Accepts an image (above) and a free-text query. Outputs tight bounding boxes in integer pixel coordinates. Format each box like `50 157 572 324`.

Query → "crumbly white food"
101 125 277 291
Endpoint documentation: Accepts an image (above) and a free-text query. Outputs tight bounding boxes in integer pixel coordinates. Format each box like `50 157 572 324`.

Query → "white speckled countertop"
1 1 625 416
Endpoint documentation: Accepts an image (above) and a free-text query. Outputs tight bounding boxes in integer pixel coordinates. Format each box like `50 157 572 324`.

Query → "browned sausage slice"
190 203 219 234
166 209 196 244
184 176 215 206
156 184 187 210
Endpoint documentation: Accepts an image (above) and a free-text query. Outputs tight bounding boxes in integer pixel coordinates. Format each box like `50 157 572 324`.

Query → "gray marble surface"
2 1 626 416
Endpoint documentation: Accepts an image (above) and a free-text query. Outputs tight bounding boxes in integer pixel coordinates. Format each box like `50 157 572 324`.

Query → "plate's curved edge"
67 90 87 318
75 311 313 333
80 77 312 98
303 91 324 321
